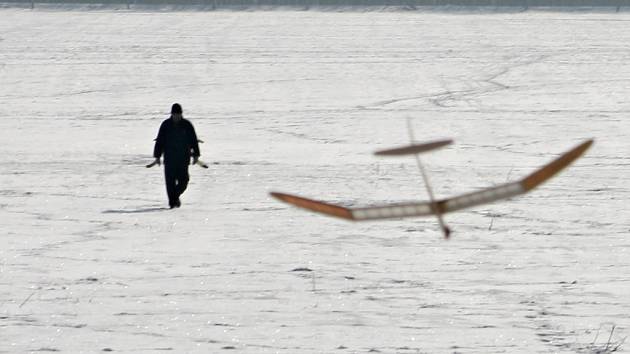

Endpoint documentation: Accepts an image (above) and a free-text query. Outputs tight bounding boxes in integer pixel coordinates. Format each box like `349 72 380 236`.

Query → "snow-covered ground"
1 9 629 353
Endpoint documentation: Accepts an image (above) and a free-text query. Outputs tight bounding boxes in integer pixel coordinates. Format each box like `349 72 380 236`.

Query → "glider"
270 138 593 239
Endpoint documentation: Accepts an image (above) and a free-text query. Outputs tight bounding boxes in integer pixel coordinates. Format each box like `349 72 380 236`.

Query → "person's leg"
175 166 190 200
164 167 178 208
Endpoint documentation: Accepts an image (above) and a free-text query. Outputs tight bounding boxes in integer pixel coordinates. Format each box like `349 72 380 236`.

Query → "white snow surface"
1 9 629 353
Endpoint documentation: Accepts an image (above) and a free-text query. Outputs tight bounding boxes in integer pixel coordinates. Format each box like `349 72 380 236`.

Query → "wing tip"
521 138 594 190
269 192 355 220
269 191 290 202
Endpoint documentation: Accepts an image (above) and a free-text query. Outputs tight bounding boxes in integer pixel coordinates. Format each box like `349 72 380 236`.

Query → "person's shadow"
102 207 169 214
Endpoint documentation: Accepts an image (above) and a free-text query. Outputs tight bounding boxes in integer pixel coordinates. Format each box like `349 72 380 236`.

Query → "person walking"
151 103 201 208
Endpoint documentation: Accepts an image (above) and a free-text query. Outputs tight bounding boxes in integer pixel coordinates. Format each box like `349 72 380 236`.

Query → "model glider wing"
442 139 593 213
269 193 435 221
195 160 209 169
374 139 453 156
271 139 592 221
146 161 159 168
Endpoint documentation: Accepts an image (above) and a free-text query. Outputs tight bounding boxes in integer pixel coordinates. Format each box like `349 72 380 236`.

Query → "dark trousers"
164 164 189 206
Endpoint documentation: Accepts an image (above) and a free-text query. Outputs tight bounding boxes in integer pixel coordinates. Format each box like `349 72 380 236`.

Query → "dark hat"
171 103 182 114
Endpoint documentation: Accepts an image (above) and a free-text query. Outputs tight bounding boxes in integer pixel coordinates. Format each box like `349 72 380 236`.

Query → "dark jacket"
153 117 200 166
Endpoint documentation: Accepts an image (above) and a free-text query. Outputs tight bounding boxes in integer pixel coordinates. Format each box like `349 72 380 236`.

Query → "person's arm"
188 121 201 162
152 121 166 164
